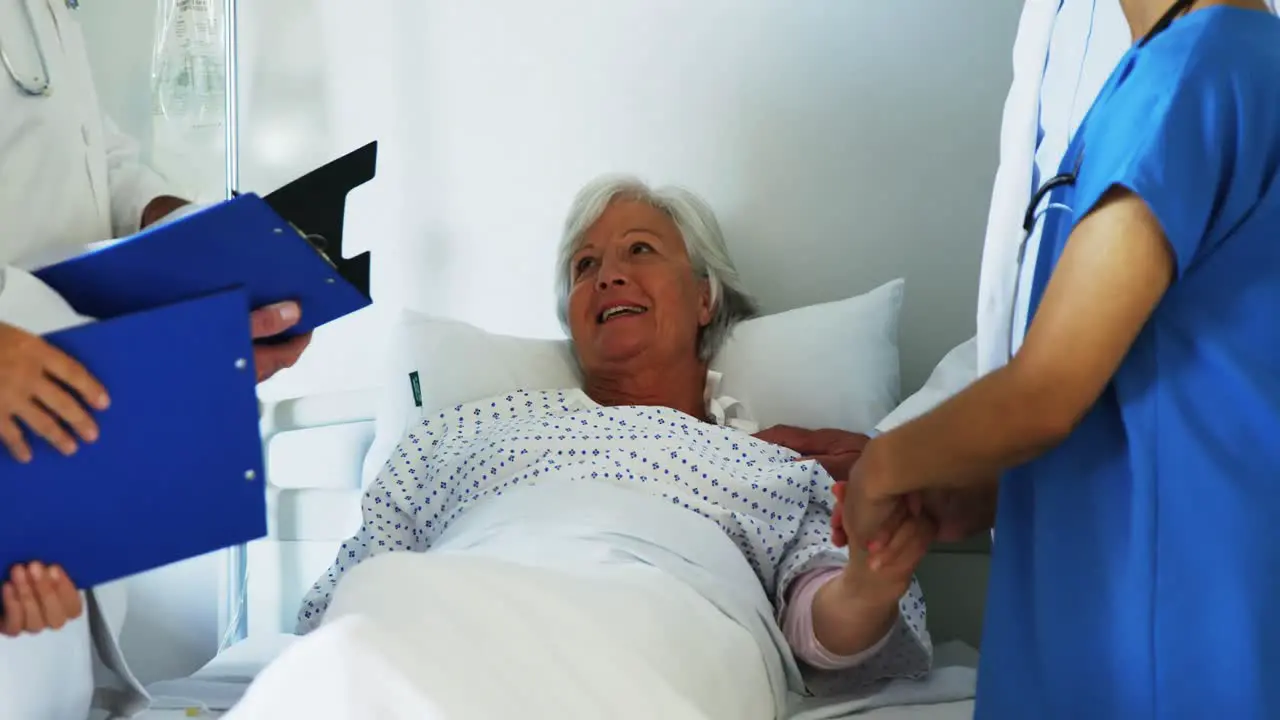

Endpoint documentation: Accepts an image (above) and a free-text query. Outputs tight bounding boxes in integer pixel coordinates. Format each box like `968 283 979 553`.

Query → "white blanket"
224 482 974 719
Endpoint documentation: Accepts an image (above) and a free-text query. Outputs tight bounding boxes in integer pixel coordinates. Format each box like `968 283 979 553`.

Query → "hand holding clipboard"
0 142 380 595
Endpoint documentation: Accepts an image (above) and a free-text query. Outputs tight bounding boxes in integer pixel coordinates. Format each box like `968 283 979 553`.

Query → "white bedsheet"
137 632 976 720
142 481 979 719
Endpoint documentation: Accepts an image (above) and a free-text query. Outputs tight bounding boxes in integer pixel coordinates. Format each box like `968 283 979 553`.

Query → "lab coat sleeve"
102 115 180 238
873 336 977 434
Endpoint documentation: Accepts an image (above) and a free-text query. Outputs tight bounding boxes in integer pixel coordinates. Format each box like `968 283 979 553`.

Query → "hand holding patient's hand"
250 302 312 383
1 563 83 636
0 323 109 463
812 498 933 656
835 481 935 604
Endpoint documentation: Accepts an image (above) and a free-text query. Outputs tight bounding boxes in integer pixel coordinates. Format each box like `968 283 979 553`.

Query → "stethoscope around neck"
0 0 81 97
1007 0 1198 360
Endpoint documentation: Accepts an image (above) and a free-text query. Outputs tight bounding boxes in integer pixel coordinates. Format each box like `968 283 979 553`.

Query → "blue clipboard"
33 194 370 336
0 289 267 589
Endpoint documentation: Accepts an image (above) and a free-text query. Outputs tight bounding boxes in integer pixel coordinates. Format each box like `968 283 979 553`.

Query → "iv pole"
221 0 249 649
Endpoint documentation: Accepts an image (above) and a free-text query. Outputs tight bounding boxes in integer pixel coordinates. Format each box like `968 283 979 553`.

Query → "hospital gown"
299 388 930 687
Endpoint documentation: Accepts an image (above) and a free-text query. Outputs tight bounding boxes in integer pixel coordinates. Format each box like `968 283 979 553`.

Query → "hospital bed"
135 383 981 719
122 1 1134 716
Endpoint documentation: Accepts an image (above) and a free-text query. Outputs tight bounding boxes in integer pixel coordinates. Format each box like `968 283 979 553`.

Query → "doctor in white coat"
0 0 310 717
857 0 1063 537
869 0 1129 530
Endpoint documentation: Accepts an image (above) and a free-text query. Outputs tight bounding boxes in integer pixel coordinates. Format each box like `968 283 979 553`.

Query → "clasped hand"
835 444 997 554
754 425 931 599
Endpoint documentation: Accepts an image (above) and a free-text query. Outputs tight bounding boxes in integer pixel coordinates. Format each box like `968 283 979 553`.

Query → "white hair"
554 175 758 361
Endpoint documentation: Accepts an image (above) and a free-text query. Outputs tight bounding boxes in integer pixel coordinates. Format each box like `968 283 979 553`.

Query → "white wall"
78 0 1022 677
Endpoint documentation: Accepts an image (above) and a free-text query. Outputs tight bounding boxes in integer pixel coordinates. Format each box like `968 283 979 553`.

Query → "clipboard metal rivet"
273 228 284 234
244 470 257 482
326 278 336 284
234 358 248 370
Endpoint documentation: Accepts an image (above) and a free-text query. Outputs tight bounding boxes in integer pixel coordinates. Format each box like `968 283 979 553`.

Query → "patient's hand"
1 563 83 636
810 508 935 656
754 425 869 480
836 482 936 604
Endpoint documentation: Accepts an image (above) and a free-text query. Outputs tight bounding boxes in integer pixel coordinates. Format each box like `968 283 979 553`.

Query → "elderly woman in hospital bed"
226 176 937 720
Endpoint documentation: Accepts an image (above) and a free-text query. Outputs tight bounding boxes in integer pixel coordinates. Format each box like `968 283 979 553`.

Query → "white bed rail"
221 387 382 646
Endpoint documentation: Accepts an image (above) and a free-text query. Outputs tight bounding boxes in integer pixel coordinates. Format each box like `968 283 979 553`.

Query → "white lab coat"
0 269 150 720
0 0 174 270
0 0 172 717
874 0 1059 434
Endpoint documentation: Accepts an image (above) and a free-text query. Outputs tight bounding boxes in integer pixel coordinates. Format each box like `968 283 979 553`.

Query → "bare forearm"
867 365 1069 499
810 573 899 657
927 482 1000 542
955 484 999 535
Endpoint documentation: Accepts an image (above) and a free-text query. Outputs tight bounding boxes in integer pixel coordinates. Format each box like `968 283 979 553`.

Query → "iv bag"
149 0 227 202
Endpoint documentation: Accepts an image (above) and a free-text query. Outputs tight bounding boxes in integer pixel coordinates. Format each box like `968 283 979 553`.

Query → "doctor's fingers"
11 565 49 633
33 378 100 445
0 418 33 464
868 514 937 574
1 582 24 636
253 333 312 383
855 499 910 554
26 563 76 629
38 344 110 412
51 567 82 622
250 302 302 340
831 481 850 547
14 400 79 456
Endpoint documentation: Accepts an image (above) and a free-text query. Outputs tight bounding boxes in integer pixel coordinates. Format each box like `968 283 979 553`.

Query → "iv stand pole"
221 0 249 649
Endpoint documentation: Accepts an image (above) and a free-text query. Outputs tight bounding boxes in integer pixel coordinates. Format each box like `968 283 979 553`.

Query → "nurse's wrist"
858 435 905 501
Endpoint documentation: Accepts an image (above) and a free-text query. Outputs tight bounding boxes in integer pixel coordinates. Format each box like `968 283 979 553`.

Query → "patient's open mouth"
598 306 647 323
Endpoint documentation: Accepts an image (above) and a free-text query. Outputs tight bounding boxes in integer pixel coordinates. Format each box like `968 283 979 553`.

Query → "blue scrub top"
977 9 1280 719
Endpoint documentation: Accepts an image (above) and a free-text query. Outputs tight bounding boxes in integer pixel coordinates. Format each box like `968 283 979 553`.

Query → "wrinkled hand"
0 323 109 463
250 302 312 383
754 425 870 480
1 563 83 636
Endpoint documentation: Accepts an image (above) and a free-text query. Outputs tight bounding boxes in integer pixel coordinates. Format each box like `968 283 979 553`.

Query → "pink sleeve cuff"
782 567 895 670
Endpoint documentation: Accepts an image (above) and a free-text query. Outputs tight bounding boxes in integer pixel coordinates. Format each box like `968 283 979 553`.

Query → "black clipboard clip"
233 141 378 299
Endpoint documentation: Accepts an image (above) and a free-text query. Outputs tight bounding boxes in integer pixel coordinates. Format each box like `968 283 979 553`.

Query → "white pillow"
362 279 904 485
712 280 902 434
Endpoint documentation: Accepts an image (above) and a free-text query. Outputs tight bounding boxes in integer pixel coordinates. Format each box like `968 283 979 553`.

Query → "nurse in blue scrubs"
838 0 1280 717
